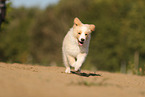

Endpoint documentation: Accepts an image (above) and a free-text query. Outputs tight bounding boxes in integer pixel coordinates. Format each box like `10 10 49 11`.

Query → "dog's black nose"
81 38 85 41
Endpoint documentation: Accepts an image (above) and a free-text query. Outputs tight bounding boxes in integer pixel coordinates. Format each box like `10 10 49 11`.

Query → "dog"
62 17 95 73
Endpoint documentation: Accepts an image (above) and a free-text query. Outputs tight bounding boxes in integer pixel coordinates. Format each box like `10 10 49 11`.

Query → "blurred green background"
0 0 145 75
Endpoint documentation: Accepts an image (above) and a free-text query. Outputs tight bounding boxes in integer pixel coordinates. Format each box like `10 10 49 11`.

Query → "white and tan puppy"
62 17 95 73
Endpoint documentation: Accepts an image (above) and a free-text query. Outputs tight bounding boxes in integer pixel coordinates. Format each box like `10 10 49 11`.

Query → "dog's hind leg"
63 53 71 73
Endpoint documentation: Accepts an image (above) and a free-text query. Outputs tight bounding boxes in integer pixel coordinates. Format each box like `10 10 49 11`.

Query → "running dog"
62 17 95 73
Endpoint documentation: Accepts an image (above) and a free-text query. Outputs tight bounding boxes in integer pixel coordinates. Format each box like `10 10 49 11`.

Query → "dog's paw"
65 68 71 73
65 71 71 73
74 67 81 72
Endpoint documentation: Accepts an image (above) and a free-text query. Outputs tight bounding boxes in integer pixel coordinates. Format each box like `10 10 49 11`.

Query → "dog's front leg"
75 53 87 72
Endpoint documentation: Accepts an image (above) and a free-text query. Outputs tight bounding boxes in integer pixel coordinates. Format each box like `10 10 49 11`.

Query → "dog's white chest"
64 39 88 58
67 44 80 57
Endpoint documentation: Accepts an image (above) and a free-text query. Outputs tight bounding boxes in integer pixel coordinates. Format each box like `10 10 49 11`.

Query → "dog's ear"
89 24 95 31
74 17 82 26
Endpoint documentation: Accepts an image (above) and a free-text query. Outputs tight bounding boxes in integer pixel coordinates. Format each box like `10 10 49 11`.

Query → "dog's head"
73 17 95 46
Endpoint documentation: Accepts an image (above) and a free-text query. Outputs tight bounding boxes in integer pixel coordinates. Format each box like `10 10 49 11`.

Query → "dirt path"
0 62 145 97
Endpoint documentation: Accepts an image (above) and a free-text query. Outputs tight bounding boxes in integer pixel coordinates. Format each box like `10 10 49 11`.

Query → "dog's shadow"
71 71 101 77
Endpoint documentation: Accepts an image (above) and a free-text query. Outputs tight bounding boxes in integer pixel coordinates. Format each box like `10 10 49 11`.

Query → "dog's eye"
78 32 81 35
85 34 88 36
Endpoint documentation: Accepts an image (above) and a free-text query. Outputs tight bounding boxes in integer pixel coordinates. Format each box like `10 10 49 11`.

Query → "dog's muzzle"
78 38 85 46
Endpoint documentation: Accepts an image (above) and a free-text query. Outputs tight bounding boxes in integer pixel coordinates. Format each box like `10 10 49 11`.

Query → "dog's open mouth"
78 41 84 46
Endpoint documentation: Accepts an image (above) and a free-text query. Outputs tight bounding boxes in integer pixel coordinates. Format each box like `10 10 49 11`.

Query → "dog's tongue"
79 42 83 46
79 43 83 46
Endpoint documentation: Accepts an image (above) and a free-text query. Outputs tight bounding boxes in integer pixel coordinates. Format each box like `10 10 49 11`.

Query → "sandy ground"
0 62 145 97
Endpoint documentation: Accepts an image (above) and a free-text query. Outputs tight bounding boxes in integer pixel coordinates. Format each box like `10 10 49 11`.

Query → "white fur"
62 18 95 73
